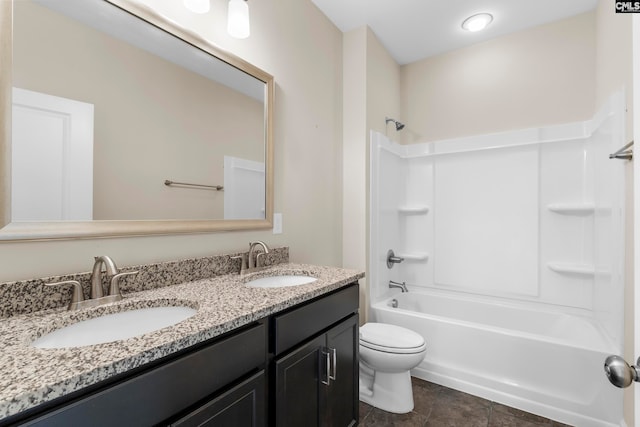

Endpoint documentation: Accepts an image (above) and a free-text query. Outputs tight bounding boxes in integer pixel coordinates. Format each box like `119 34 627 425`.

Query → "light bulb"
183 0 210 14
462 13 493 32
228 0 250 39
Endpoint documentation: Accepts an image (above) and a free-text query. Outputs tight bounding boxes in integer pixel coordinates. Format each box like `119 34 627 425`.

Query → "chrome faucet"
91 255 119 299
91 256 138 303
44 256 137 310
248 241 270 270
389 280 408 293
231 241 271 276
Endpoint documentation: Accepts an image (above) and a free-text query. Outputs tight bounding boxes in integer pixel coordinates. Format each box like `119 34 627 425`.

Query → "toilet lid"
359 323 425 353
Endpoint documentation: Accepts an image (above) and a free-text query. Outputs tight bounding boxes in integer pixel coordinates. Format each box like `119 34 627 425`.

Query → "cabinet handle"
329 347 337 381
321 348 331 385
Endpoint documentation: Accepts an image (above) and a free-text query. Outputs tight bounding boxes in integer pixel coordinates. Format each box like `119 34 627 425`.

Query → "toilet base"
359 367 415 414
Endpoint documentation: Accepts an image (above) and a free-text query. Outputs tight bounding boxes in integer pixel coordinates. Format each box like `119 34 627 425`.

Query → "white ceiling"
311 0 598 65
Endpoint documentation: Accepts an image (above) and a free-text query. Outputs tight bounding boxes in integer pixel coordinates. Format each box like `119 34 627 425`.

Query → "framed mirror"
0 0 274 241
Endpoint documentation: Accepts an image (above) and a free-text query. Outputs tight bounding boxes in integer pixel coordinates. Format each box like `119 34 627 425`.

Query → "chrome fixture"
385 117 405 131
390 298 398 308
386 249 404 269
462 13 493 32
604 355 640 388
44 256 137 310
44 280 85 311
90 255 138 304
108 269 138 301
231 253 249 275
164 179 223 191
228 0 250 39
91 255 118 299
183 0 251 39
609 140 634 160
321 347 337 386
389 280 408 293
233 241 270 275
248 241 270 269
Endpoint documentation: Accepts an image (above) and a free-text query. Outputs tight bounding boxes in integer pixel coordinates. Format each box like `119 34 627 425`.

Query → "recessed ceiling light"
462 13 493 32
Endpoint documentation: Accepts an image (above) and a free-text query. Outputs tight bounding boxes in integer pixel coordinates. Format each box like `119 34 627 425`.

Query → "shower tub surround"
369 92 626 426
0 247 364 420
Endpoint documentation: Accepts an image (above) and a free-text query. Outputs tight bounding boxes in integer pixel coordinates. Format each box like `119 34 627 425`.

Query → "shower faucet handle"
386 249 404 269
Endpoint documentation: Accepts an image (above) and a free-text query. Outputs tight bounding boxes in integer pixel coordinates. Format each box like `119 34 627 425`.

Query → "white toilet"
358 322 427 414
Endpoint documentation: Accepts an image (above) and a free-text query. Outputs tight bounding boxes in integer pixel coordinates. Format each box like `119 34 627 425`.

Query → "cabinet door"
322 314 359 427
18 324 266 427
274 335 325 427
170 371 265 427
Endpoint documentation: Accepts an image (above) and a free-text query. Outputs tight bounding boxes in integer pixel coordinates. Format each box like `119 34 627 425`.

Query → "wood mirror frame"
0 0 274 241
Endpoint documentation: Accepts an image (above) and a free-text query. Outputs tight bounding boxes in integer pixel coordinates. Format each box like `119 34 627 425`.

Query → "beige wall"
366 28 402 141
0 0 344 281
14 1 263 220
596 1 634 139
342 27 401 322
342 27 367 320
401 12 597 143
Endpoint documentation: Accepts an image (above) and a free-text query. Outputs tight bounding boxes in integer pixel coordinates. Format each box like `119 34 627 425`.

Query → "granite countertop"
0 263 364 420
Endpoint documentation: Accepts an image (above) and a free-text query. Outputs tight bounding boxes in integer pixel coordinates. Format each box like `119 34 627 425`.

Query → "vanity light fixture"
183 0 210 14
461 13 493 32
227 0 250 39
182 0 251 39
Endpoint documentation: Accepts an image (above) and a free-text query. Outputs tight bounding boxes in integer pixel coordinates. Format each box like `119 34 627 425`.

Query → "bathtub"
370 290 623 427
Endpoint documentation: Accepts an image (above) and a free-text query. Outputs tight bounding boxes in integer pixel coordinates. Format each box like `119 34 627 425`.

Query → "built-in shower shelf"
397 252 429 262
398 206 430 215
547 263 597 276
547 203 595 215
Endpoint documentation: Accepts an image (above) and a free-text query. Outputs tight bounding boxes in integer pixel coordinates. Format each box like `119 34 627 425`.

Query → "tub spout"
389 280 408 292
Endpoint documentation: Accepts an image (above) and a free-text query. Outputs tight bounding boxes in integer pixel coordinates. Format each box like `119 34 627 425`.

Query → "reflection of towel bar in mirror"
164 180 224 191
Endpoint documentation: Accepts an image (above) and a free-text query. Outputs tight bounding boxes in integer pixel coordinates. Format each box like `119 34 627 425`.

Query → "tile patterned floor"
358 378 574 427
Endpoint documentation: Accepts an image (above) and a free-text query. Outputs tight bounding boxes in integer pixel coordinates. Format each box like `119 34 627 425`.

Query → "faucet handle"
231 255 248 274
108 271 138 297
44 280 84 310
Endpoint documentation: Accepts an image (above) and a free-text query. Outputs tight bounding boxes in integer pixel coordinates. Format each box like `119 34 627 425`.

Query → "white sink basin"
245 275 317 288
32 306 197 349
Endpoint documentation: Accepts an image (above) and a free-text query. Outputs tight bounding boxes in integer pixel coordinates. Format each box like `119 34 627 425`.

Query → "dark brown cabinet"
322 315 358 427
275 335 325 427
274 315 358 427
272 285 359 427
6 322 267 427
170 371 266 427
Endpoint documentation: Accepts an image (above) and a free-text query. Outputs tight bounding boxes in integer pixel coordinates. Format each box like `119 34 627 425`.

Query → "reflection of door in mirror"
12 88 94 221
224 156 265 220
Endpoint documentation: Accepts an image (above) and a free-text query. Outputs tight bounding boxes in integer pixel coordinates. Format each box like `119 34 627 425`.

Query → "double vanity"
0 247 363 426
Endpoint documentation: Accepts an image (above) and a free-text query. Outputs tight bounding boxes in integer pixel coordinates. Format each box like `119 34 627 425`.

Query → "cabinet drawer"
272 284 358 355
171 371 266 427
21 323 266 427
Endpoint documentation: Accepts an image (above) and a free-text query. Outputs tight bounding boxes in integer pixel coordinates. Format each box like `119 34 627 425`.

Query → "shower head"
385 117 405 131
